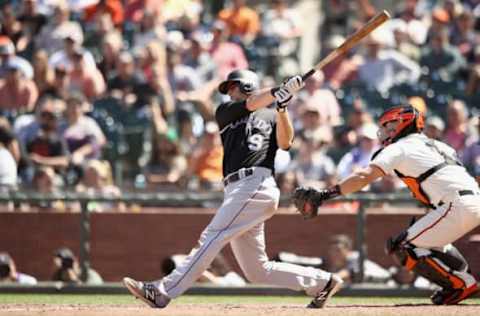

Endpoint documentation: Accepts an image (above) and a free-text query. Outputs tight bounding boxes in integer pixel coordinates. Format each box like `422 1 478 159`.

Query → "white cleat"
307 274 343 308
123 277 171 308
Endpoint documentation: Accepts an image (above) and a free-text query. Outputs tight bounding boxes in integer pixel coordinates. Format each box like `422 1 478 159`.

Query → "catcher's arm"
293 165 384 219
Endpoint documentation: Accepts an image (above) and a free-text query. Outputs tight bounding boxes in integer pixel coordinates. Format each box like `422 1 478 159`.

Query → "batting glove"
271 87 292 110
282 75 305 94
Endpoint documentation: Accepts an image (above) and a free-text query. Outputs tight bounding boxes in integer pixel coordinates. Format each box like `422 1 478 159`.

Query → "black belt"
459 190 479 196
223 168 254 186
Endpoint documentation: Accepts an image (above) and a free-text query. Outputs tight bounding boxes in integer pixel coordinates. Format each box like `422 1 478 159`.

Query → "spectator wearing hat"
49 35 97 72
425 8 451 44
424 115 445 140
0 36 34 80
36 2 84 55
0 252 37 285
0 62 38 114
420 28 466 81
297 101 333 145
217 0 260 45
52 247 103 284
337 123 379 180
96 31 124 80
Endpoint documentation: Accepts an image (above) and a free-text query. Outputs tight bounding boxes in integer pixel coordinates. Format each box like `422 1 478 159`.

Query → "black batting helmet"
218 69 259 95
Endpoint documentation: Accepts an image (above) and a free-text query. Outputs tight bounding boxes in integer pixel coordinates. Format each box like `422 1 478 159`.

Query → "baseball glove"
292 187 325 219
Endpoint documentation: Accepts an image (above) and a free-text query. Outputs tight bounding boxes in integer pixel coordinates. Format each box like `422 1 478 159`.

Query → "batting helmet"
218 69 259 95
378 104 424 146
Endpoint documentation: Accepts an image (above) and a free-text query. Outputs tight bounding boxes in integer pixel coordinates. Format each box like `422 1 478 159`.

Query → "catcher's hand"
292 187 325 219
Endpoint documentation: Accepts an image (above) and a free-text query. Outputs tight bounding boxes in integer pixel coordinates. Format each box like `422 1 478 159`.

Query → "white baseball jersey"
370 133 479 207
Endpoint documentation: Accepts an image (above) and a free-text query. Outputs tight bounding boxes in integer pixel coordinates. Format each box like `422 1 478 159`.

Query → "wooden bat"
302 10 391 81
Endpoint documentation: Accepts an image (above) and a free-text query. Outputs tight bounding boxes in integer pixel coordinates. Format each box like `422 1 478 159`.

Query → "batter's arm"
276 110 294 150
245 88 277 111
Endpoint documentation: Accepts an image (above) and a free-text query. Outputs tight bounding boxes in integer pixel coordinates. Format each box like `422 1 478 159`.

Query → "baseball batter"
123 70 342 308
294 105 480 305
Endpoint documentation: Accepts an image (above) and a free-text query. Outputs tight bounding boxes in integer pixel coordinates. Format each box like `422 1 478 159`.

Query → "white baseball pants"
155 167 331 299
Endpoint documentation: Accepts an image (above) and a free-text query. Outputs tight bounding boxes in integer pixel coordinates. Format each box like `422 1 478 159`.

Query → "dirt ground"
1 303 480 316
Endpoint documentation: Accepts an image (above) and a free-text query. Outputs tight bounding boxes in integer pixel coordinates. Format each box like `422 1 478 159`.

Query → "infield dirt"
1 303 480 316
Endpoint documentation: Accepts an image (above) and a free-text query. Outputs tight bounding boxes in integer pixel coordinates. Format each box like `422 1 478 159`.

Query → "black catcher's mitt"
292 187 325 219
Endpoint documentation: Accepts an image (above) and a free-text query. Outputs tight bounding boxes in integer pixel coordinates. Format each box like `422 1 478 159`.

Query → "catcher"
293 105 479 305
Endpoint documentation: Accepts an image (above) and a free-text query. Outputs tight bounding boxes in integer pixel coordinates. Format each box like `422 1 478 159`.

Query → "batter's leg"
230 222 334 296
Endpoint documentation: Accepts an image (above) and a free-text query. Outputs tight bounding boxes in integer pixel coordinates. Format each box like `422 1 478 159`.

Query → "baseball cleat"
123 277 170 308
307 274 343 308
431 283 479 305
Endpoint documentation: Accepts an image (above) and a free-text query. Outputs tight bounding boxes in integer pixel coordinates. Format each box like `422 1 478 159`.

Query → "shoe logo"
145 288 156 301
316 291 328 300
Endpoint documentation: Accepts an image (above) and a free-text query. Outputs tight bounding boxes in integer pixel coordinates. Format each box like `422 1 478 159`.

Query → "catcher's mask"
218 69 259 95
377 105 424 146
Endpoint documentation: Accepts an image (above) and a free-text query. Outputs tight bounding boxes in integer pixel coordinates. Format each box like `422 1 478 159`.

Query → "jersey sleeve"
370 143 404 175
215 100 252 129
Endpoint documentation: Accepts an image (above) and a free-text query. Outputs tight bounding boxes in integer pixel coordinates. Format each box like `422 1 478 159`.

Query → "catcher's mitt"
292 187 325 220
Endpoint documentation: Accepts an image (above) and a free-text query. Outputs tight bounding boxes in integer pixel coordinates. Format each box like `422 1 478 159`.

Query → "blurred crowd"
0 0 480 212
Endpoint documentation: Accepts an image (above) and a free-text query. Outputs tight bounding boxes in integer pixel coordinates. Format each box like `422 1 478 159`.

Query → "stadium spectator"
42 64 71 100
0 63 38 114
0 117 21 164
48 35 97 73
450 10 476 62
358 34 421 93
32 50 55 96
35 2 84 55
124 0 163 23
182 33 217 82
66 48 106 100
0 3 28 54
166 46 201 94
95 31 123 80
28 166 71 212
0 121 18 189
83 0 125 27
0 252 37 285
76 159 124 212
424 115 446 140
297 102 333 146
444 99 469 152
337 123 379 180
52 247 103 284
61 93 106 165
21 97 69 177
217 0 260 45
209 20 249 79
292 131 337 189
461 117 480 183
321 234 390 284
276 168 299 195
294 71 341 126
182 121 223 191
146 130 187 187
420 28 466 81
131 9 165 51
17 0 48 40
0 36 34 80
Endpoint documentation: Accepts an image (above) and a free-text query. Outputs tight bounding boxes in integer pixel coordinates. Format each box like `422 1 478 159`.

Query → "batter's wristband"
270 87 280 96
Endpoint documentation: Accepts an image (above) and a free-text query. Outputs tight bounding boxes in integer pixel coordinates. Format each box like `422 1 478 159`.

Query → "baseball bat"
302 10 391 81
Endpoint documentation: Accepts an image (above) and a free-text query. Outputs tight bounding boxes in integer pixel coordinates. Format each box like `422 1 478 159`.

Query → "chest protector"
394 139 462 208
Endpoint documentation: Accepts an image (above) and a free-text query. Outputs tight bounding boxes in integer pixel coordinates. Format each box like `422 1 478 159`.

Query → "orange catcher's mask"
377 105 424 146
